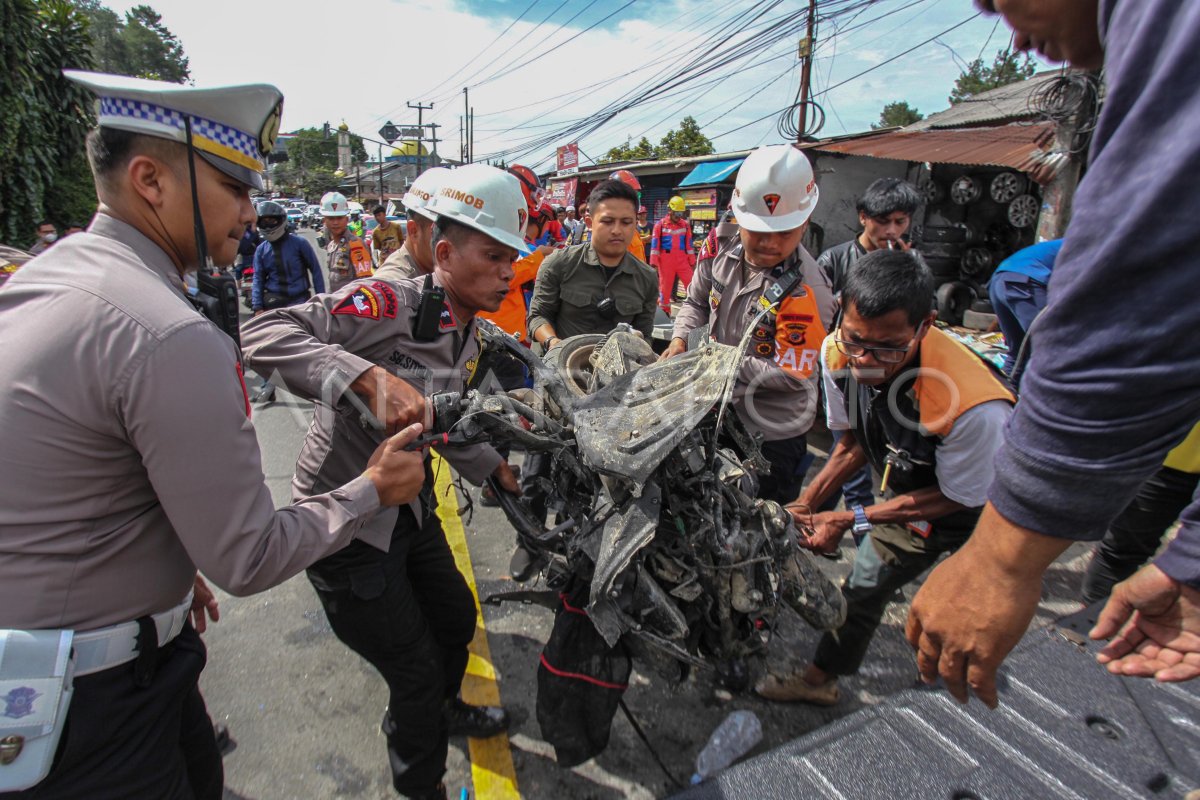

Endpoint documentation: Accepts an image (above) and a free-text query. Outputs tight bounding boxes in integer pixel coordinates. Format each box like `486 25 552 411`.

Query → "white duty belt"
71 590 194 677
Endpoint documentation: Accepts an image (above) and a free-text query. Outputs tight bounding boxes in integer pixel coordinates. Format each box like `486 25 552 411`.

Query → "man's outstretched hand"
905 504 1070 708
1091 563 1200 682
366 423 428 507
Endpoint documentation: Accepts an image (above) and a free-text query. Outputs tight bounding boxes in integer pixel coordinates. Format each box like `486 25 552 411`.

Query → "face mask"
41 232 58 243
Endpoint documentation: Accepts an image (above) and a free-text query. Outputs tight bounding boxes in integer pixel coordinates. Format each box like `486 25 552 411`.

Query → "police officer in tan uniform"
373 167 449 283
319 190 371 291
666 145 836 504
0 71 426 798
242 164 524 800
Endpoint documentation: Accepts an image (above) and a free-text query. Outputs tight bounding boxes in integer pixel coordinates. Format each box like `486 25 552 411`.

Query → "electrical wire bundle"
463 0 916 164
348 0 983 167
1028 70 1103 157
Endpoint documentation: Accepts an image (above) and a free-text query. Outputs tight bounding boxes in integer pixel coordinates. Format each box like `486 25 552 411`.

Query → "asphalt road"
203 230 1096 799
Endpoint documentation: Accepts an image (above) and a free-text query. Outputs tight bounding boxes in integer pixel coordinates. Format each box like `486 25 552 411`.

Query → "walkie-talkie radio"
192 268 241 348
412 274 446 342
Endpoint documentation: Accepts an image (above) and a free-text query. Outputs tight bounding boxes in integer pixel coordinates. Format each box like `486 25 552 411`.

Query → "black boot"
443 697 509 738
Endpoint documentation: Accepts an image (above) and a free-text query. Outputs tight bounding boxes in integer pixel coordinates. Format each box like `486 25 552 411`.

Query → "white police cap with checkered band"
65 70 283 191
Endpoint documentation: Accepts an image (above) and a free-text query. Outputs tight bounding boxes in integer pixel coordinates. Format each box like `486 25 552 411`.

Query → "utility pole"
427 123 441 164
469 108 474 164
797 0 817 141
463 88 469 163
407 100 433 175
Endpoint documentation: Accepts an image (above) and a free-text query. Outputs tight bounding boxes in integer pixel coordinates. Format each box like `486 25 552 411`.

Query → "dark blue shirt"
988 0 1200 587
251 234 325 311
237 228 260 268
993 239 1062 285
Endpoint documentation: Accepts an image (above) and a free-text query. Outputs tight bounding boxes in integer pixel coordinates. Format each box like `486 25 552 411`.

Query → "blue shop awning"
677 158 744 187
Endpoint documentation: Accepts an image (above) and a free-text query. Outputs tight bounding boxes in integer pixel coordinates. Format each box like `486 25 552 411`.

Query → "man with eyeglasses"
755 249 1014 706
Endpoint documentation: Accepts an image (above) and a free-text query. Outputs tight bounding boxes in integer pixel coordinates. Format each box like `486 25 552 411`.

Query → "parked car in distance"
285 208 302 231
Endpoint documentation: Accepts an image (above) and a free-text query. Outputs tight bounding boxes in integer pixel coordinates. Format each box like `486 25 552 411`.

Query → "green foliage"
75 1 190 82
949 48 1036 104
605 136 656 162
76 1 124 72
0 0 95 245
657 116 714 158
872 101 923 130
47 151 100 228
272 128 368 198
603 117 714 163
121 6 189 82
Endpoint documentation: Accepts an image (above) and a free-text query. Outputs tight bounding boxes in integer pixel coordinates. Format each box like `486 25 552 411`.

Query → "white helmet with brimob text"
731 144 819 233
320 191 350 217
402 167 451 222
425 164 528 253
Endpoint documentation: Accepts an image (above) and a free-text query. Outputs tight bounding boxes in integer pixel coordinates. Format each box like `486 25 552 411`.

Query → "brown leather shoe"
754 672 840 706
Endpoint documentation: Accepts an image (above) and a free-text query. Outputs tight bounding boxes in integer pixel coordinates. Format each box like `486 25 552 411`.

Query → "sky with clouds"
106 0 1047 170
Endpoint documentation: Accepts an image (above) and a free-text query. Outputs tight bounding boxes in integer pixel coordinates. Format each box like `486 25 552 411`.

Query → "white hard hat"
320 191 350 217
426 164 527 253
402 167 451 222
731 144 819 233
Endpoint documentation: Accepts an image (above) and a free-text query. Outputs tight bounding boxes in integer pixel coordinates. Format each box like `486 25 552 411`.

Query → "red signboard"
546 178 577 208
556 142 580 173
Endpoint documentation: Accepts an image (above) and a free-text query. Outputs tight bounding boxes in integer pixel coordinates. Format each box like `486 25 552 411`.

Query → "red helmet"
609 169 641 191
534 202 557 223
506 164 542 212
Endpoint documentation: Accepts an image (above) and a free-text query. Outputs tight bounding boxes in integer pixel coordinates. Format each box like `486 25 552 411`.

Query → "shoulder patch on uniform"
368 281 398 319
332 286 384 320
439 303 457 331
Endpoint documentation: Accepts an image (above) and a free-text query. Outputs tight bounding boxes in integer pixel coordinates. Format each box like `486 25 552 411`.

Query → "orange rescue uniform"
479 248 546 343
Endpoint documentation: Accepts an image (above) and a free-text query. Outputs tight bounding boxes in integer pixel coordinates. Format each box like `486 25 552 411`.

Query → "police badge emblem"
1 687 40 720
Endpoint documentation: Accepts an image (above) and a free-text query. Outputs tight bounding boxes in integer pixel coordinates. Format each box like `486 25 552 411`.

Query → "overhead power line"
711 10 981 143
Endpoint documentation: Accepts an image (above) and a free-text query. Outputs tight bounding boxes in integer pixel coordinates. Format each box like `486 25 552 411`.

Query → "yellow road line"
433 454 521 800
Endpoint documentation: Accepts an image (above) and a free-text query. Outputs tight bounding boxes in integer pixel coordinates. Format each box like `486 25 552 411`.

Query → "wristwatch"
851 504 872 535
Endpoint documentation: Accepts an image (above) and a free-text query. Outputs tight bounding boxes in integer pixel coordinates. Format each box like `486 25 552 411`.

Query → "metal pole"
797 0 817 141
378 144 384 206
408 101 434 173
463 88 469 163
469 108 474 164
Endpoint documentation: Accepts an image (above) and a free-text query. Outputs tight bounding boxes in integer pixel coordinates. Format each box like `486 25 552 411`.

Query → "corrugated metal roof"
804 122 1055 171
908 71 1064 130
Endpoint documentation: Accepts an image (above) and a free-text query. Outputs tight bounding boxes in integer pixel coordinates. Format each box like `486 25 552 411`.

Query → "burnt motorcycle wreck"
444 322 846 764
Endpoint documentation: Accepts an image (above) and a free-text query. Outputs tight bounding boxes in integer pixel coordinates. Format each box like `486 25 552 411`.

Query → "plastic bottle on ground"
691 709 763 784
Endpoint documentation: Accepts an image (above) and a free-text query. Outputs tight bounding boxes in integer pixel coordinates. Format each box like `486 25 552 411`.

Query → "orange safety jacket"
479 248 545 343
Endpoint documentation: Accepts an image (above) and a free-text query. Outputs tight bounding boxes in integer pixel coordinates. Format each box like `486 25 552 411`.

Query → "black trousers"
1081 465 1200 604
519 451 553 524
814 523 966 677
7 624 221 800
307 503 476 797
758 434 809 505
